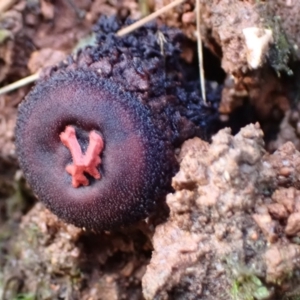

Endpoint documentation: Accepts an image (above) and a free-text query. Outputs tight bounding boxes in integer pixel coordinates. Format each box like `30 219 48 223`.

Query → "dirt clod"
143 123 300 299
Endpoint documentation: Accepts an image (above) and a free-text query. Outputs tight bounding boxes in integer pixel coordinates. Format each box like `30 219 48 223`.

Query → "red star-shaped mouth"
60 126 104 188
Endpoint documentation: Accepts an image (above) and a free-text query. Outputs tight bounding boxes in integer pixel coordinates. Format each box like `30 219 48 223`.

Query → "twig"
196 0 207 105
0 73 39 96
117 0 186 36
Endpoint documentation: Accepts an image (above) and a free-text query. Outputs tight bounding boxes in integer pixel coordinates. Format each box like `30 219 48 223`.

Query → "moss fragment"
265 16 293 76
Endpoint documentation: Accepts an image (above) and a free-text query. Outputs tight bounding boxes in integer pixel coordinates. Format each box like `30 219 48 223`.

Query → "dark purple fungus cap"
16 71 174 230
15 17 220 230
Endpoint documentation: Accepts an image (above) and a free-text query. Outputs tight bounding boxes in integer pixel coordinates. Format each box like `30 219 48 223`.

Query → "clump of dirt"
142 123 300 299
2 203 151 300
268 105 300 152
155 0 296 74
155 0 300 148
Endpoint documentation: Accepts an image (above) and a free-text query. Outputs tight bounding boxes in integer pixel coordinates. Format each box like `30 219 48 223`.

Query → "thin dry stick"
0 73 39 96
196 0 207 105
116 0 186 36
0 0 186 96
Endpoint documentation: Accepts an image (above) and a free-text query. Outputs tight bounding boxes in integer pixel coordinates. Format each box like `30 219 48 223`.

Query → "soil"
1 1 300 300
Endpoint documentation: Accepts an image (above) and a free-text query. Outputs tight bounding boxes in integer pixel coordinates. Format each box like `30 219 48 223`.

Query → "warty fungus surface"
15 17 220 230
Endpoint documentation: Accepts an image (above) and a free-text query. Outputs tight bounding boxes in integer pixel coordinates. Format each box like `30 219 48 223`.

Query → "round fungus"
15 17 220 230
16 71 175 230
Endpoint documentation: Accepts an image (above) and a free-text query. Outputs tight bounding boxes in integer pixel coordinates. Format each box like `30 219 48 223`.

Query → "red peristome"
60 126 104 188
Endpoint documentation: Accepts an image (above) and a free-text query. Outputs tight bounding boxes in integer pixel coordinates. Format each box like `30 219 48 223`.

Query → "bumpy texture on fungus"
16 17 220 230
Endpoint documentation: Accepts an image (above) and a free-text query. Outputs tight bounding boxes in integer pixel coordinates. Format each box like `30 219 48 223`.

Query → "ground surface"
1 1 300 300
